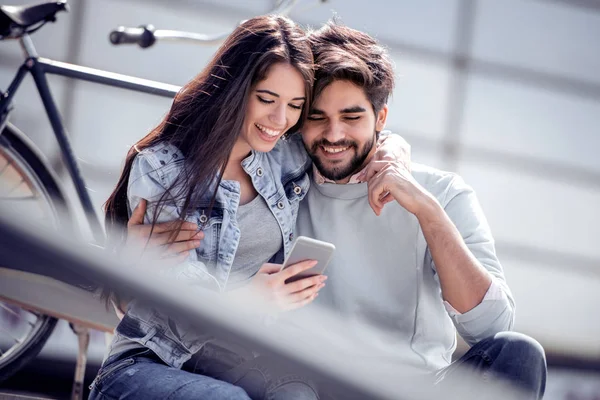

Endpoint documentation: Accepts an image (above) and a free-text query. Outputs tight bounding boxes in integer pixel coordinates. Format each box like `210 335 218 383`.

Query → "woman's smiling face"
238 62 307 153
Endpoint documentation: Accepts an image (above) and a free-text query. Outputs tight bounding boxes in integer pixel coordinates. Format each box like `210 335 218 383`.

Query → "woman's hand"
247 261 327 311
126 199 203 265
370 132 411 170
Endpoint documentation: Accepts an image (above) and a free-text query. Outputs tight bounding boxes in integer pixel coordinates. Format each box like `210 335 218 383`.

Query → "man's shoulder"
411 163 469 204
411 163 458 187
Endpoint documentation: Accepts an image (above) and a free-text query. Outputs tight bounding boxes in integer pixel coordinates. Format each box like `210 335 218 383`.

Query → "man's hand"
366 162 434 216
126 199 203 265
247 261 327 311
358 134 422 215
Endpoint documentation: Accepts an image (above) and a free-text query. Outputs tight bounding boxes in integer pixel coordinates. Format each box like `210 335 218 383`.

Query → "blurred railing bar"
542 0 600 13
470 59 600 102
439 0 477 171
458 141 600 190
381 37 600 103
496 241 600 278
0 213 397 400
395 130 600 190
59 0 87 149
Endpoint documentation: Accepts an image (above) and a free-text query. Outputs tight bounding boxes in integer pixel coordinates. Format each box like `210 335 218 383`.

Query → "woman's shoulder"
134 142 185 170
129 142 185 190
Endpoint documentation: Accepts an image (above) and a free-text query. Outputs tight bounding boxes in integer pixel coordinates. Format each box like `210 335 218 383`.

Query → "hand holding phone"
281 236 335 283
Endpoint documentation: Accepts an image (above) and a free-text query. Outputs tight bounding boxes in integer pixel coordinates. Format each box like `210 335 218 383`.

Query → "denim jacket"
114 134 311 368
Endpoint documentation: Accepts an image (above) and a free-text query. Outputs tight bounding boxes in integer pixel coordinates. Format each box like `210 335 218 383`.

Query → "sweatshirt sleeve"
433 175 515 345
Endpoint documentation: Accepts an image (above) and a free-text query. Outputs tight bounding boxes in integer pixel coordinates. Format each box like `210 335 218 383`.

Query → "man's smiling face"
301 79 388 183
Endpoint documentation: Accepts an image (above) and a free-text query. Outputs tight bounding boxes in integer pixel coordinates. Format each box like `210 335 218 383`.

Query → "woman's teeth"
256 123 281 137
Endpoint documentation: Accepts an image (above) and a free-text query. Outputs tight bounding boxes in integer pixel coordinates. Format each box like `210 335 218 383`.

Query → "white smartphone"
281 236 336 282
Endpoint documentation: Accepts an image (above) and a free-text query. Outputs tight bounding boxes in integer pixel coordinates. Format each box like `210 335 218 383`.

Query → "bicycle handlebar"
109 25 156 48
108 0 305 48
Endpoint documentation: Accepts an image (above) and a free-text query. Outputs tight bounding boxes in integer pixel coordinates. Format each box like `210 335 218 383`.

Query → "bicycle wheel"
0 122 68 382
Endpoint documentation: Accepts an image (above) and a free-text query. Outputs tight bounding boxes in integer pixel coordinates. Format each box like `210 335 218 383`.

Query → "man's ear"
375 104 388 132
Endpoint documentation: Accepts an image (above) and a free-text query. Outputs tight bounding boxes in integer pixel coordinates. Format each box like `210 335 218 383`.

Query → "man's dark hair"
308 20 395 112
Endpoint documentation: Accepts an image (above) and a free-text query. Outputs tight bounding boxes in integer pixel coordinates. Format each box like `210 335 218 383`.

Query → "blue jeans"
435 332 547 400
88 344 319 400
184 341 319 400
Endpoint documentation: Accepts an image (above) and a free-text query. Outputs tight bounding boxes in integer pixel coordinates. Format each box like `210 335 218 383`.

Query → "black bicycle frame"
0 56 180 244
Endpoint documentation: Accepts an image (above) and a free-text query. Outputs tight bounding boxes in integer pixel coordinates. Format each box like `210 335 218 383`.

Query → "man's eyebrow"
341 106 367 113
308 108 324 115
256 89 305 101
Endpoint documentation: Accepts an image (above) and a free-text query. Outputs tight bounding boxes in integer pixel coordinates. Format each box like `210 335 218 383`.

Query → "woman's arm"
125 199 326 312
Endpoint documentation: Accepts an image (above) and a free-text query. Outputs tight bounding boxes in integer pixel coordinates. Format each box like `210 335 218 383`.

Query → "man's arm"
417 191 492 313
367 163 513 319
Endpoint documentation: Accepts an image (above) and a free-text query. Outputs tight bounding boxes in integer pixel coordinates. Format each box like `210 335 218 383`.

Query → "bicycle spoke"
0 303 36 327
0 160 10 176
4 178 26 196
0 325 24 344
0 303 23 319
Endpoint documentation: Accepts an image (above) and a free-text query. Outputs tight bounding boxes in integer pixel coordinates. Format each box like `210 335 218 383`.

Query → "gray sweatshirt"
295 163 515 371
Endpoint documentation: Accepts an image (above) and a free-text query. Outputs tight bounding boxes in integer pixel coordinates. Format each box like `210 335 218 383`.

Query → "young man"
294 22 546 398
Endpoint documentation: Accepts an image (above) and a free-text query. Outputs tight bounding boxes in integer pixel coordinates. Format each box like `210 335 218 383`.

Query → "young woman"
90 16 322 400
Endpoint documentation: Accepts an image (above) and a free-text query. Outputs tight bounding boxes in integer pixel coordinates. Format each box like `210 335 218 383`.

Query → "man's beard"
307 132 376 181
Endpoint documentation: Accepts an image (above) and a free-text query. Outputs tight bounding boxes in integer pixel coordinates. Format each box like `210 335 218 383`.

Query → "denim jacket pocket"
196 217 221 260
194 207 223 260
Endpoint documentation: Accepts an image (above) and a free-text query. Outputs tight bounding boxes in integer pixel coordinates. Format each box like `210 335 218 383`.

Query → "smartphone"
281 236 336 283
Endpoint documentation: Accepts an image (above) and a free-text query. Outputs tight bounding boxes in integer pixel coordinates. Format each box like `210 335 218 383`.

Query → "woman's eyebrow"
256 89 305 101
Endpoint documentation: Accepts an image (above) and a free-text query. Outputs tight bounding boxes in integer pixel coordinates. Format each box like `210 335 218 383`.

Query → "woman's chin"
251 138 280 153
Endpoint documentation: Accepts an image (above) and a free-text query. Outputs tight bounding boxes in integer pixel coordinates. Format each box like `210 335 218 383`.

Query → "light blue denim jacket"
115 134 311 368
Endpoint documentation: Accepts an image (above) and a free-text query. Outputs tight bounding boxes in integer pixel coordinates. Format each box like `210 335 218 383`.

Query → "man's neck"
312 164 365 185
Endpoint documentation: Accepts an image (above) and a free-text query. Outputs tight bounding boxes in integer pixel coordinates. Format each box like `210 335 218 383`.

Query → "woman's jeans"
88 343 319 400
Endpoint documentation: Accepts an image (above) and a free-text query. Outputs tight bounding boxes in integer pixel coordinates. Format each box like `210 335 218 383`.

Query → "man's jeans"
435 332 547 400
88 344 319 400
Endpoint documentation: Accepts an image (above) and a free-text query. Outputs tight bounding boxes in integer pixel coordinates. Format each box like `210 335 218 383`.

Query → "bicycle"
0 0 312 396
